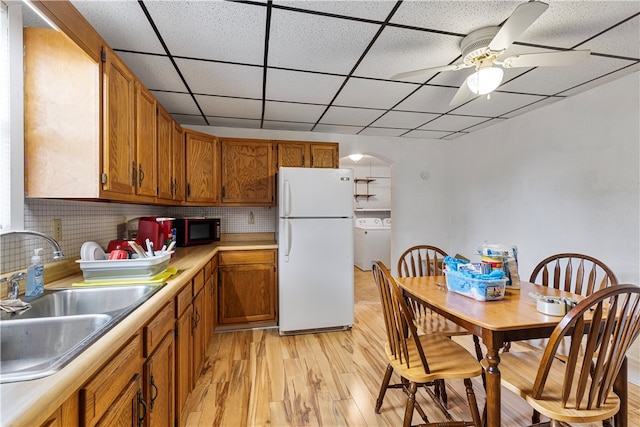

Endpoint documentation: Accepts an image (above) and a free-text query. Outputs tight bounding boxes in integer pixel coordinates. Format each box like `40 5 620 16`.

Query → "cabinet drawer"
80 334 141 427
210 254 219 270
144 301 175 356
192 269 205 295
219 249 276 266
204 260 212 282
175 283 193 317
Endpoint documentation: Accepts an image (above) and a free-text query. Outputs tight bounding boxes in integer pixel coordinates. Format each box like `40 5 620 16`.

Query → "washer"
354 218 391 271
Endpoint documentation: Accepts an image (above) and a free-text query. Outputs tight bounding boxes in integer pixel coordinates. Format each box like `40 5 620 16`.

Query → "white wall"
446 71 640 384
185 70 640 384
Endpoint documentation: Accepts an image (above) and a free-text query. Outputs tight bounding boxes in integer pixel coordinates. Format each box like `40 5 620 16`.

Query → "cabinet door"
310 143 338 168
102 46 136 196
277 142 308 168
172 122 185 202
219 263 277 325
144 332 174 427
135 82 158 199
95 374 143 427
175 306 192 422
220 138 274 206
185 130 219 205
156 105 173 201
191 288 205 384
205 255 218 344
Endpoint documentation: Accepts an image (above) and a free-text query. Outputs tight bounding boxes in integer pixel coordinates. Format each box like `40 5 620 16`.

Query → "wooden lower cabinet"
39 394 79 427
218 249 277 326
143 302 175 427
80 335 143 427
204 254 219 346
175 288 193 423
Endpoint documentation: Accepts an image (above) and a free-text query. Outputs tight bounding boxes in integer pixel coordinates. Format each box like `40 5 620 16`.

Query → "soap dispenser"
26 248 44 297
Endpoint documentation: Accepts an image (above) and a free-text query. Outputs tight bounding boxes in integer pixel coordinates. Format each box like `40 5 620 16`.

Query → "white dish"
80 241 105 261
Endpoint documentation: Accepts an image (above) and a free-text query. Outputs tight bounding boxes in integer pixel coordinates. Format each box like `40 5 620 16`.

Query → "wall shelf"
354 178 376 199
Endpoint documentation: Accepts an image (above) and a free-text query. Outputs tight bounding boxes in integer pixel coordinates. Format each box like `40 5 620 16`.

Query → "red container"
137 217 175 250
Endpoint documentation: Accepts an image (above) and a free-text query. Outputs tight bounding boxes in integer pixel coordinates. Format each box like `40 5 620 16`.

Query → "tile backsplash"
0 199 276 273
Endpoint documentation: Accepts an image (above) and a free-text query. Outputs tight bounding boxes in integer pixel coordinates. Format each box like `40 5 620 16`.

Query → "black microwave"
174 218 221 247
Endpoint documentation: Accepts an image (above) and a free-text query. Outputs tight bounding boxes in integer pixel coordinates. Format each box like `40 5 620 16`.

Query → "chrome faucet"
4 272 27 299
0 230 65 260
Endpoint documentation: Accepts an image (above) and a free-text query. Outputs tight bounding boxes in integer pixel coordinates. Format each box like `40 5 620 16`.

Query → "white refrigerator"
278 167 354 334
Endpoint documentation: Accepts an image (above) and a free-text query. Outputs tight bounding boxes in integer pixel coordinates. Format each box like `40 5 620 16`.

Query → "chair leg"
375 364 393 414
438 379 448 407
532 409 541 424
463 378 482 427
404 381 418 427
472 335 486 390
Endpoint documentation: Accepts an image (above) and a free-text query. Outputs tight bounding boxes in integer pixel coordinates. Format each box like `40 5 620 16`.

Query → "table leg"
484 346 501 427
613 357 628 427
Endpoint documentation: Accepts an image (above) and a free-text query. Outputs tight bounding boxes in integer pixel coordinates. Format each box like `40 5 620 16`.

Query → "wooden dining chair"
398 245 486 401
372 261 483 427
530 253 619 295
490 284 640 427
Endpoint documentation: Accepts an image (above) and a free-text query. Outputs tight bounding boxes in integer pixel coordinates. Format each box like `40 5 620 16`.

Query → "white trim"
8 1 24 230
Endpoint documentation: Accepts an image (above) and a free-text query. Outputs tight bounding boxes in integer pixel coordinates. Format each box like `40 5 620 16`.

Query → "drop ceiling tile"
394 85 463 113
463 118 508 133
452 92 546 117
319 106 385 126
500 56 636 96
353 26 461 82
264 101 326 123
171 114 207 126
314 124 364 135
390 1 521 35
263 121 315 132
274 1 396 21
70 0 164 54
371 111 440 129
502 97 562 118
559 63 640 96
269 8 381 74
175 59 263 98
359 127 409 137
516 2 640 49
333 78 419 109
403 129 453 139
206 117 262 128
117 52 186 92
150 91 201 116
442 133 467 140
145 1 266 64
196 96 262 119
580 15 640 58
266 69 345 104
419 115 491 132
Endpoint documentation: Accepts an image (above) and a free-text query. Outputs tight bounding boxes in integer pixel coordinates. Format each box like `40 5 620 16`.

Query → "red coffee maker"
137 217 175 250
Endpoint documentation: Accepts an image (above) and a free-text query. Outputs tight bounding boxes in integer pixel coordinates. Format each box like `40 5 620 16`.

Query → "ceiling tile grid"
66 0 640 140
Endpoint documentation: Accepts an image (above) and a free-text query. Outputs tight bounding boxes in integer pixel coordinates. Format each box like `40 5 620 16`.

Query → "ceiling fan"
392 0 591 106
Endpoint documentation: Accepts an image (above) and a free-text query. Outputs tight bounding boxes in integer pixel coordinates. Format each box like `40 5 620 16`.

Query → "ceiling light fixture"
349 153 364 162
467 65 504 95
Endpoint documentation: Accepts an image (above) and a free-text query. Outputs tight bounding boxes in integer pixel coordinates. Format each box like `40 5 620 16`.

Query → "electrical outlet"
248 211 255 224
52 219 62 241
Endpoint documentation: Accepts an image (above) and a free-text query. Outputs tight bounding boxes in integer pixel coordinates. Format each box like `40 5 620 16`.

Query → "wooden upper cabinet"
184 130 219 205
156 105 174 202
276 141 339 169
135 82 158 200
24 27 101 199
102 45 136 197
277 142 308 168
310 143 339 168
172 122 186 202
220 138 275 206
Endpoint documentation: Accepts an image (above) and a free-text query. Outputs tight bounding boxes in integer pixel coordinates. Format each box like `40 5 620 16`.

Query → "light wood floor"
184 268 640 427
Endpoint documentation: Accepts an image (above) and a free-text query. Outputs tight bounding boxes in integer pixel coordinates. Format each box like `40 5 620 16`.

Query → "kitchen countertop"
1 238 277 427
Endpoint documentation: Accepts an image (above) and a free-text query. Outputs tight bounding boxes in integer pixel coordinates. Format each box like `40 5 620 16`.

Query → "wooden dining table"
395 276 628 427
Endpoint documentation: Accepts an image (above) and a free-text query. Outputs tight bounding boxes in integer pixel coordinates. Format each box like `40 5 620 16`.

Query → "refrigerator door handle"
283 179 291 217
282 219 291 262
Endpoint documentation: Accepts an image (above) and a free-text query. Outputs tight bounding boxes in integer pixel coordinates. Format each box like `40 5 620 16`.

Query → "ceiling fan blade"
489 1 549 52
449 76 477 107
501 50 591 68
391 63 471 80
